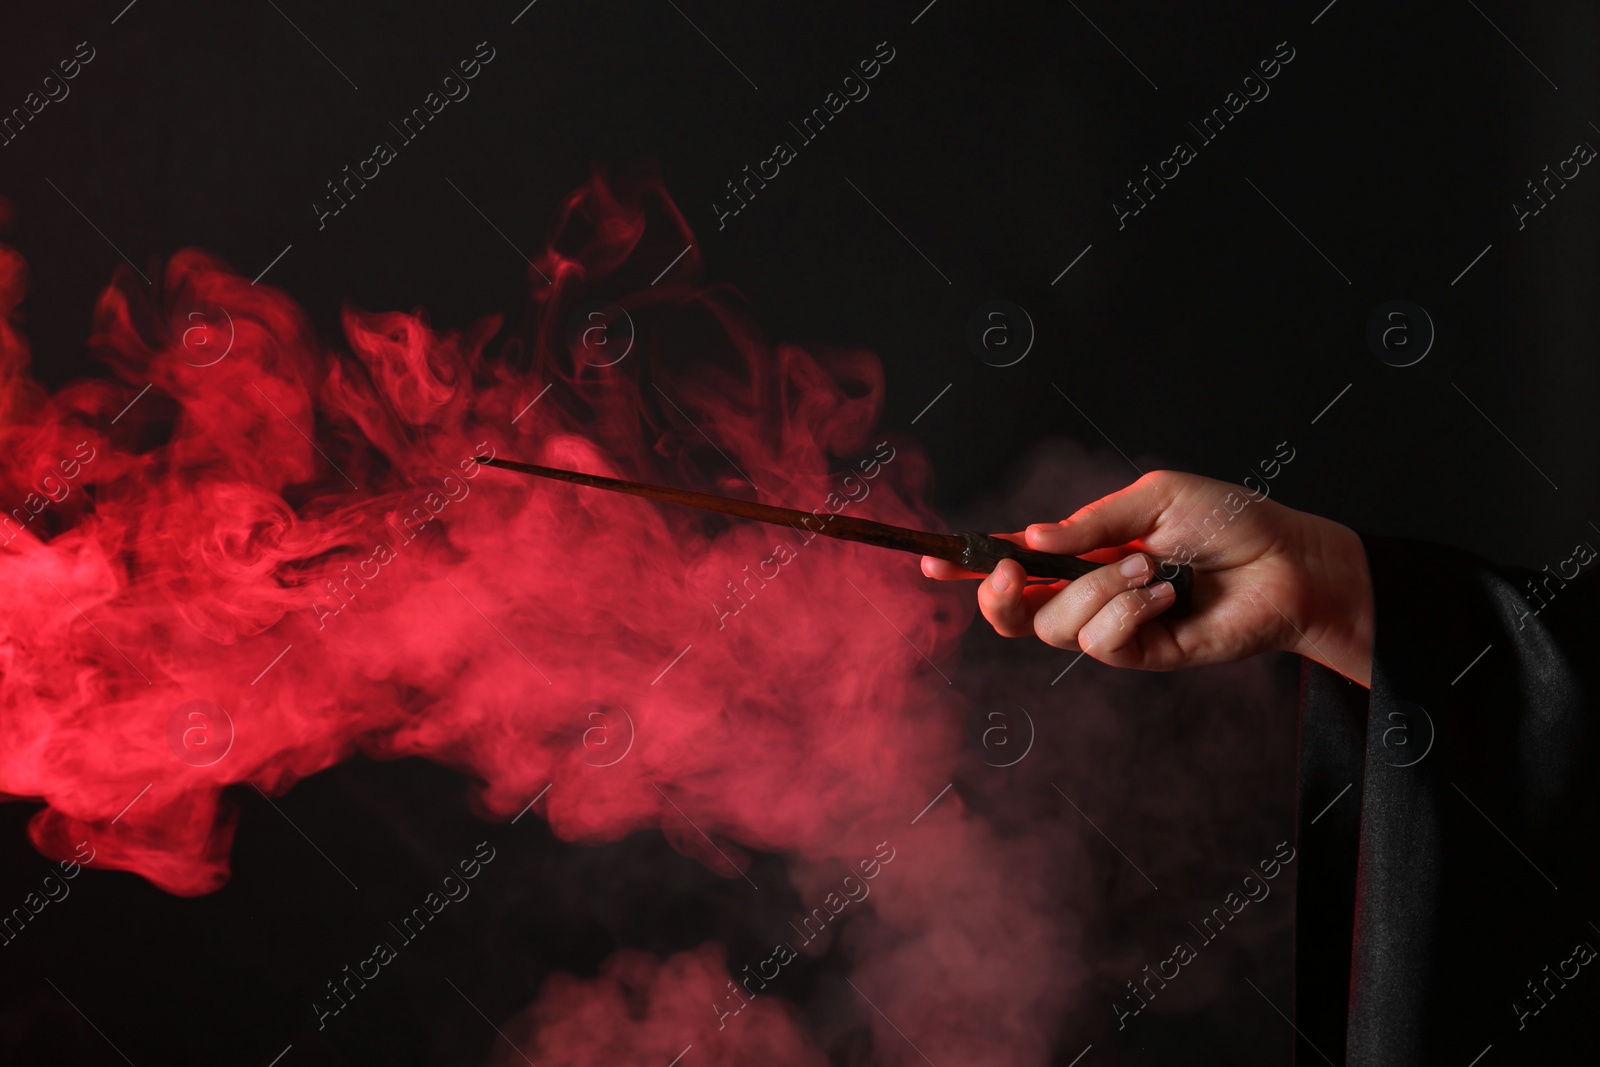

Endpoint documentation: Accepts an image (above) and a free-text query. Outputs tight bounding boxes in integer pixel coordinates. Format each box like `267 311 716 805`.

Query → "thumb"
1024 471 1180 557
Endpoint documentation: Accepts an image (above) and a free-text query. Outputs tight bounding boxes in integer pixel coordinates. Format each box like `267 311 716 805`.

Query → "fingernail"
1148 580 1175 601
990 566 1012 594
1119 553 1150 580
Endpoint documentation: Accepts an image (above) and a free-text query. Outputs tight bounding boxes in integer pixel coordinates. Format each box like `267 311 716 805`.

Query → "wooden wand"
475 457 1195 612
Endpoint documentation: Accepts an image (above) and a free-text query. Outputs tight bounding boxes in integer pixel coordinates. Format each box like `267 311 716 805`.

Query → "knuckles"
1033 612 1079 650
1138 469 1179 491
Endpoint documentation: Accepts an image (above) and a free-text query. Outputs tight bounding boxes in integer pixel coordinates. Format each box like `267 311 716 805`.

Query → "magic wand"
475 456 1195 611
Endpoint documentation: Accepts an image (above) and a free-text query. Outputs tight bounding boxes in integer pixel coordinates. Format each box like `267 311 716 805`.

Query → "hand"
921 470 1373 686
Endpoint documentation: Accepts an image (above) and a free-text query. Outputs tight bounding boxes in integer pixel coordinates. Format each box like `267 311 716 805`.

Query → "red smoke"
500 944 830 1067
0 167 975 898
2 169 1138 1065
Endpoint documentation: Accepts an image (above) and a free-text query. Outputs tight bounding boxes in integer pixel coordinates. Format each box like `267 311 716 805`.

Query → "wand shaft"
478 456 959 554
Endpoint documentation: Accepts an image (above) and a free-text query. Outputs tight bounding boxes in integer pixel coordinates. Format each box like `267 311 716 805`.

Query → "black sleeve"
1294 534 1600 1066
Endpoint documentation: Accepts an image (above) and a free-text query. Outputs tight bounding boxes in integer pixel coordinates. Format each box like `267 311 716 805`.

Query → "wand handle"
956 532 1196 615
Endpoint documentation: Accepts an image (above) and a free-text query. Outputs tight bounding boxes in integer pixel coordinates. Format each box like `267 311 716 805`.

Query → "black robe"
1295 534 1600 1064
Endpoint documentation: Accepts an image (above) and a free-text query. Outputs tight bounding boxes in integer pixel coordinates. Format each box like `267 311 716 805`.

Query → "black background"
1 1 1595 1064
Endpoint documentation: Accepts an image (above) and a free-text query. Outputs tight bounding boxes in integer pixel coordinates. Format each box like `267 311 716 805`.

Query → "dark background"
1 1 1594 1064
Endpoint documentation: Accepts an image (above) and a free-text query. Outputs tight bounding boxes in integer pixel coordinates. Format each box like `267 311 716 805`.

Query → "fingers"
931 545 1179 661
977 559 1029 636
1030 552 1175 655
1025 471 1180 558
921 556 985 580
975 559 1067 637
1076 581 1177 661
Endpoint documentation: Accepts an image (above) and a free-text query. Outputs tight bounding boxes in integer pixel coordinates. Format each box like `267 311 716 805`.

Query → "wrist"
1287 513 1374 687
